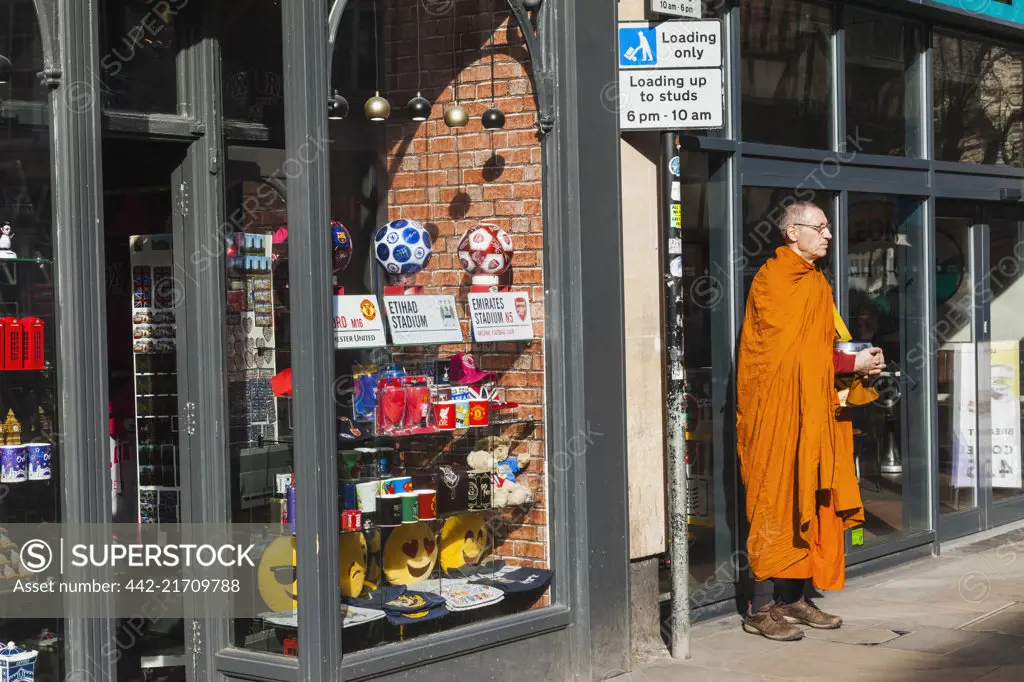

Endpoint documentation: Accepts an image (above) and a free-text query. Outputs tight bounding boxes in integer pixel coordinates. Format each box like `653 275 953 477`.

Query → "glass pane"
740 187 836 298
846 194 928 544
0 0 47 102
666 147 733 598
327 1 553 654
986 211 1024 501
845 9 922 157
222 0 285 131
98 0 181 113
0 4 62 678
740 0 831 149
933 32 1024 166
934 201 977 513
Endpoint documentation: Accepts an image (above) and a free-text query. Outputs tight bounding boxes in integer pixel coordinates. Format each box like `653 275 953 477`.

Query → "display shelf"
0 257 51 264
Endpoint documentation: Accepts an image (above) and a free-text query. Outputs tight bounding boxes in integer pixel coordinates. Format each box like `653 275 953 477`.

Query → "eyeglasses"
791 222 832 235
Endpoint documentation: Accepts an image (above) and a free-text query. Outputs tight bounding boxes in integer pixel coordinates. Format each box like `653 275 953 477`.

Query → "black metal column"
281 0 340 680
549 0 631 678
50 0 116 679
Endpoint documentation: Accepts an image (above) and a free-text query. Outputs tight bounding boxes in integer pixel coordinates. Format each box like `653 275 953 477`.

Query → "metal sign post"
663 131 690 660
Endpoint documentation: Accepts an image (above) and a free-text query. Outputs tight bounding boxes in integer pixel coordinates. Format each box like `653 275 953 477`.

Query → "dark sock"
772 578 806 605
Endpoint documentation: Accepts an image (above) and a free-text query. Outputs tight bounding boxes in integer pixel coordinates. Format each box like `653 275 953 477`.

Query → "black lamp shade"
328 92 350 120
407 95 432 122
482 108 506 130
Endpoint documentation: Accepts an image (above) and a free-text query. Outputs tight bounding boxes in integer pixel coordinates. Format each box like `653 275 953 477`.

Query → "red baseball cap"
448 353 495 385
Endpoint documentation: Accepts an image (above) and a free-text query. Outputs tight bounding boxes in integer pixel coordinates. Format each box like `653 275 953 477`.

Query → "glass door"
935 200 1024 538
933 201 981 539
103 137 193 682
983 204 1024 527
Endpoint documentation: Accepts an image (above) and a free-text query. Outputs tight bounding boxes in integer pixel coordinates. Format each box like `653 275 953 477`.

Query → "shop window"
98 0 183 113
740 187 836 299
740 0 832 149
844 10 923 158
0 2 62 678
933 31 1024 167
324 2 552 655
845 193 929 545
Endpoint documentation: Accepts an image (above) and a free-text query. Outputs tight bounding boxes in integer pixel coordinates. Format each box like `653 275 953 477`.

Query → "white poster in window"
383 294 464 345
333 295 387 349
991 340 1022 489
468 292 534 342
951 344 977 489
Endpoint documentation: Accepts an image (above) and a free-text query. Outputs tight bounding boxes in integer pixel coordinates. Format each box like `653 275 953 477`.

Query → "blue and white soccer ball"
373 219 433 279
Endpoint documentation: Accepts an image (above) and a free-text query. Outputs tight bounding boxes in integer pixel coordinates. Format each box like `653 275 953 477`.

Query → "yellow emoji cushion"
257 536 297 614
383 522 438 586
339 531 368 598
440 513 489 572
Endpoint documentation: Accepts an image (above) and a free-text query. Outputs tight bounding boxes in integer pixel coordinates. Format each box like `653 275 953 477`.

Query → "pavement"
621 522 1024 682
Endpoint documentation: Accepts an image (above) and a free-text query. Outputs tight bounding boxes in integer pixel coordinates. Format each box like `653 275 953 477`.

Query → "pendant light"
328 90 350 120
444 11 468 129
406 0 432 121
481 2 505 130
0 55 11 85
365 0 391 122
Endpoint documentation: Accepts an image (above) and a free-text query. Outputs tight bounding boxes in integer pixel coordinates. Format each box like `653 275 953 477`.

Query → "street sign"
617 20 725 131
649 0 701 19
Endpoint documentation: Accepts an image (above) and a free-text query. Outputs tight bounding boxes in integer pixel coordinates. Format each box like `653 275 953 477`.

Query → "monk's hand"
854 347 885 376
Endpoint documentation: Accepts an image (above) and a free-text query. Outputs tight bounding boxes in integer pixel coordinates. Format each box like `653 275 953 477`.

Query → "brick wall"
384 0 549 597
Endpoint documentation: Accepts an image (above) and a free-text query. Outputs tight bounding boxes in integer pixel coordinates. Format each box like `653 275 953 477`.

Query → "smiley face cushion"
383 522 438 586
339 531 368 598
440 513 489 572
257 535 297 613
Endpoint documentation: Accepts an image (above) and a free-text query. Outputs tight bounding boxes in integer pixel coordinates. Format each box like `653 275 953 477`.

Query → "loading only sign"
617 20 724 131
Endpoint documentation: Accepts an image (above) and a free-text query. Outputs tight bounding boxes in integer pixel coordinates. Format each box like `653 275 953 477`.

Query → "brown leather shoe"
775 597 842 629
742 602 805 641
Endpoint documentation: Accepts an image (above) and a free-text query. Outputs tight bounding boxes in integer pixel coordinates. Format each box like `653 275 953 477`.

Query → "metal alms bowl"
835 341 872 354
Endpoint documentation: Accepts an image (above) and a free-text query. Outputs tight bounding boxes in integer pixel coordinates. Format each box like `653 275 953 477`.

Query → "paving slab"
974 665 1024 681
963 603 1024 636
878 626 991 655
802 624 901 645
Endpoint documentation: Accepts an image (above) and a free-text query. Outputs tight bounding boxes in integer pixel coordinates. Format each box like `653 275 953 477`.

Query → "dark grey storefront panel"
740 157 930 196
934 173 1024 201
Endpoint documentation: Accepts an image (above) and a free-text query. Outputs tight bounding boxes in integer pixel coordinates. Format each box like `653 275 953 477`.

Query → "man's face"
785 206 831 262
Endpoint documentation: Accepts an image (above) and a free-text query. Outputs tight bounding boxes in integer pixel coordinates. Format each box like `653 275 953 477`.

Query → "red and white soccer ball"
457 223 513 285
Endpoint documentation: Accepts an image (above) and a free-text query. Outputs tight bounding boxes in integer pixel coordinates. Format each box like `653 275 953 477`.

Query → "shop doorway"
935 200 1024 541
103 136 191 682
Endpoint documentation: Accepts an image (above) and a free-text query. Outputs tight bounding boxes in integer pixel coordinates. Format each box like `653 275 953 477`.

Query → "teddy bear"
466 435 531 507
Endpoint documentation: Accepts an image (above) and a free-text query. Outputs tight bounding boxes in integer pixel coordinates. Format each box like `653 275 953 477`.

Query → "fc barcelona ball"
458 223 513 284
332 220 353 274
373 219 433 279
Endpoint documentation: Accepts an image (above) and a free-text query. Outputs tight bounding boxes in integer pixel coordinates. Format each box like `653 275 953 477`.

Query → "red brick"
514 542 546 559
483 184 513 200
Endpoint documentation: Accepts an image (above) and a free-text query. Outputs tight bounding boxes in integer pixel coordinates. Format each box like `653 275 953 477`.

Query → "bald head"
779 200 831 263
778 202 819 238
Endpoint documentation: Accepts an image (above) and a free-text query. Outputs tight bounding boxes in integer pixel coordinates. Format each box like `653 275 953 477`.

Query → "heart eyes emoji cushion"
383 522 438 586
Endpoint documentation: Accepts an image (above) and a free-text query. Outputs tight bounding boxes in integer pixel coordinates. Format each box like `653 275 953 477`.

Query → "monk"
736 200 885 641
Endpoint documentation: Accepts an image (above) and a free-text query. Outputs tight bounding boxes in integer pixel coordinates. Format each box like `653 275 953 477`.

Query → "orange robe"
736 246 867 591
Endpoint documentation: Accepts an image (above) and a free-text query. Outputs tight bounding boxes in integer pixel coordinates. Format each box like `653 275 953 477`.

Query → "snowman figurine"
0 222 14 259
